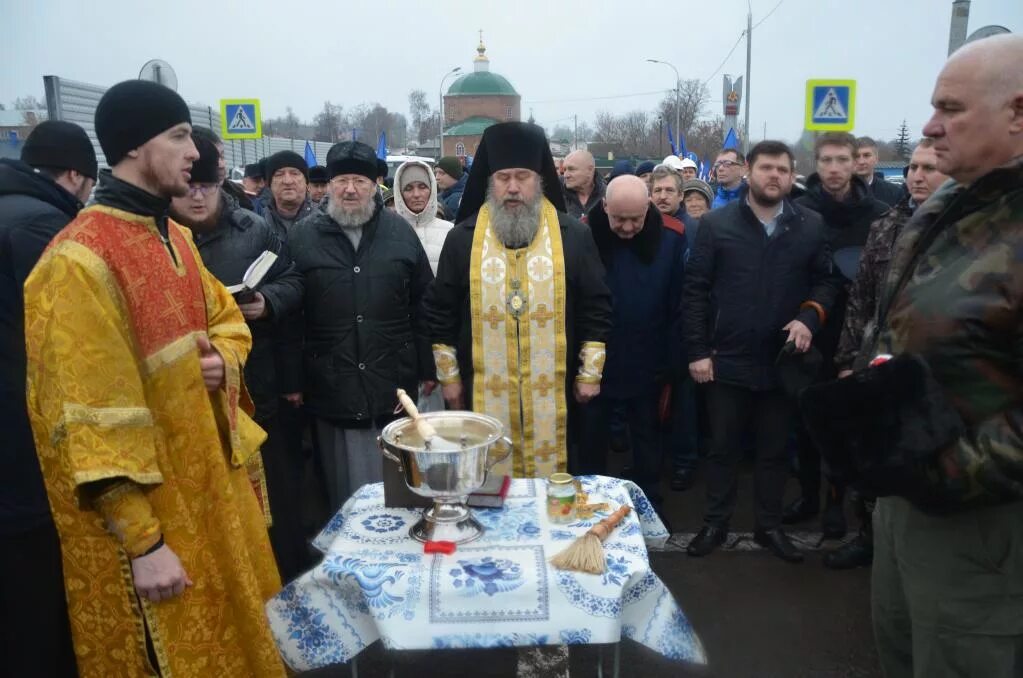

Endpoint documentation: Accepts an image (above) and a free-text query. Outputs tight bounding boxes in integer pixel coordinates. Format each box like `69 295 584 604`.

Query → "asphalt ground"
298 457 882 677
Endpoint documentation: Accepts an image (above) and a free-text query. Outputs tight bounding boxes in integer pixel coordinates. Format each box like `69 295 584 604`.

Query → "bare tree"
313 101 344 142
576 121 595 144
550 124 573 142
688 116 728 167
408 89 434 143
657 79 710 144
418 112 440 144
593 110 658 156
13 95 44 111
262 107 306 138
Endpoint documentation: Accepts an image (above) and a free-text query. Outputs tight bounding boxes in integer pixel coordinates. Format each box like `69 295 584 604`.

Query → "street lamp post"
439 67 462 158
647 59 680 157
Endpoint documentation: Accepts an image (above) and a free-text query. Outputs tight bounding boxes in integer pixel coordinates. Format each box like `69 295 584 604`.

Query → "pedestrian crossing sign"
805 80 856 132
220 99 262 140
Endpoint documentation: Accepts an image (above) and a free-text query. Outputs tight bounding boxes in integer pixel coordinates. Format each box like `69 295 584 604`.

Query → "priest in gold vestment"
423 122 612 479
23 80 285 677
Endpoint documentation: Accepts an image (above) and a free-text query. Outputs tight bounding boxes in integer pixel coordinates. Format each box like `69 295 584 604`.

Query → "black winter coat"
192 193 304 421
588 202 687 398
289 203 435 426
683 196 843 391
562 171 607 220
865 171 905 208
263 198 315 244
0 159 82 533
795 174 890 372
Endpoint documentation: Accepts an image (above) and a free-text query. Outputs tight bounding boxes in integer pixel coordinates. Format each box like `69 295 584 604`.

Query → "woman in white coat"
394 160 453 410
393 160 453 274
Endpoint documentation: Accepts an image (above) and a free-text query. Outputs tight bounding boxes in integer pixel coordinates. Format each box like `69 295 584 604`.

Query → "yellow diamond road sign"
805 80 856 132
220 99 262 140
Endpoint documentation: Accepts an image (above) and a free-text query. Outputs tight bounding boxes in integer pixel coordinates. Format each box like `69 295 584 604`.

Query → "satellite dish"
138 59 178 91
966 25 1011 44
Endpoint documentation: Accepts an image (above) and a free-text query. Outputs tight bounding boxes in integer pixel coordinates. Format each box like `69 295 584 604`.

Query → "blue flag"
303 141 316 168
376 131 387 160
666 123 677 157
677 131 687 159
723 127 740 150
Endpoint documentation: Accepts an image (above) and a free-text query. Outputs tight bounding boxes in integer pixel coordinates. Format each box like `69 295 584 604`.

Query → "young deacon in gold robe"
23 80 286 677
422 122 612 479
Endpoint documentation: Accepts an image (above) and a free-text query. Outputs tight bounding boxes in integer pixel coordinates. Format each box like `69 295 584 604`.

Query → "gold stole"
469 198 567 477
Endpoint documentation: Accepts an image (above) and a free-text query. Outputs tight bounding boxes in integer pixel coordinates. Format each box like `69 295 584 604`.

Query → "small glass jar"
546 473 576 524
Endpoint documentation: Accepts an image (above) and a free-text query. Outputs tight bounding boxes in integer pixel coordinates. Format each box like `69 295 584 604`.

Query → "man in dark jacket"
192 125 254 211
170 133 307 581
817 139 949 571
0 120 96 677
579 176 686 512
786 132 890 538
262 151 314 243
683 140 842 563
243 161 266 211
854 136 905 207
562 149 606 218
289 141 435 511
435 155 466 219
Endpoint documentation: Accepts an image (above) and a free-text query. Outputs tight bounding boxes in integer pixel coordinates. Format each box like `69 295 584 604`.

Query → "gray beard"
327 195 376 228
487 192 542 248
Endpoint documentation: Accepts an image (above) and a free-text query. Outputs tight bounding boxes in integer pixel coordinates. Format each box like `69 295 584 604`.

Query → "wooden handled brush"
550 505 632 574
395 388 460 450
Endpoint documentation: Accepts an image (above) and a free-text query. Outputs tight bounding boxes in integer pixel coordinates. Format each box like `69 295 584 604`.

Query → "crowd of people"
0 33 1021 678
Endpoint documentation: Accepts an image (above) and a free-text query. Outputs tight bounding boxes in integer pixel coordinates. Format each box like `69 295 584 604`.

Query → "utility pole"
573 114 578 151
647 59 681 156
743 8 752 154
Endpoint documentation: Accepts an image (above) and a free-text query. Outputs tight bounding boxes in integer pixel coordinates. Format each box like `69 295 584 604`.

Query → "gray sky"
3 0 1021 143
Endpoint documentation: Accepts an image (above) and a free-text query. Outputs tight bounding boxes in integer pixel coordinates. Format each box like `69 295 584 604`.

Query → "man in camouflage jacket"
824 140 948 570
867 35 1023 678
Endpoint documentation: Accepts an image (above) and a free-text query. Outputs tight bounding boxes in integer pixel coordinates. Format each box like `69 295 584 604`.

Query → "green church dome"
447 71 518 97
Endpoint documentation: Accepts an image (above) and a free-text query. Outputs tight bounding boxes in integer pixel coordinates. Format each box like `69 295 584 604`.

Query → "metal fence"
43 75 333 172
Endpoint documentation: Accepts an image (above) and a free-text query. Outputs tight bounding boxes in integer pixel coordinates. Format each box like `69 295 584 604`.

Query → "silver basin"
379 411 512 544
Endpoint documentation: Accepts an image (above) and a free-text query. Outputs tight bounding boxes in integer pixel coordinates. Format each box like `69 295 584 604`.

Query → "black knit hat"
455 122 566 223
21 120 98 179
244 163 263 179
264 151 308 183
377 158 389 180
308 165 329 184
325 141 378 181
94 80 192 166
436 156 463 179
189 133 220 184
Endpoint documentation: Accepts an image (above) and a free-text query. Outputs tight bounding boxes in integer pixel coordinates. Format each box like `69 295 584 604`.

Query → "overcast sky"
3 0 1021 143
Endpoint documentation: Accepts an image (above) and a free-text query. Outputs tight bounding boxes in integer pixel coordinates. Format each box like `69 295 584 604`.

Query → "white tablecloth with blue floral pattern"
266 475 705 672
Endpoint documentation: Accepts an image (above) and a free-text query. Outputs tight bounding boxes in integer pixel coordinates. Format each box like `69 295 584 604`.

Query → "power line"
528 1 785 108
702 31 746 85
525 89 670 105
752 0 785 31
701 0 785 87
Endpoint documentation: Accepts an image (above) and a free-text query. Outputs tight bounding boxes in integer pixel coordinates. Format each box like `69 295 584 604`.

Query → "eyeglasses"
714 160 742 169
187 184 220 197
331 176 373 190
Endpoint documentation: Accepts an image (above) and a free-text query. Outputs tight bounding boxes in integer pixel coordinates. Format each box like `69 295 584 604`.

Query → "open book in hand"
226 250 277 302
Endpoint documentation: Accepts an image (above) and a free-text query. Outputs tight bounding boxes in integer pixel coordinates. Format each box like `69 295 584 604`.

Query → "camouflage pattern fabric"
837 196 915 371
873 158 1023 505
